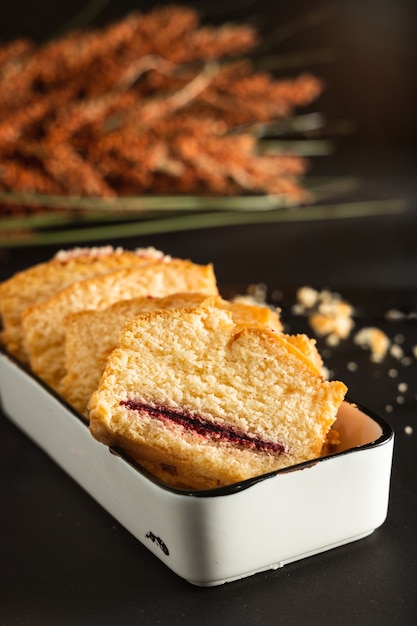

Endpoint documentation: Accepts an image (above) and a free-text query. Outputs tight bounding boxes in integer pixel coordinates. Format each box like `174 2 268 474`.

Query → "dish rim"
0 346 394 499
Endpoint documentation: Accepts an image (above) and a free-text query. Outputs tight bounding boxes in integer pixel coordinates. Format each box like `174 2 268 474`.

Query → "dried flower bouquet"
0 4 322 206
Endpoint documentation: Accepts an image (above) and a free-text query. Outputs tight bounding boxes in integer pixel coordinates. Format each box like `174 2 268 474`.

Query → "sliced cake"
21 259 217 390
88 302 347 490
0 245 166 362
61 293 283 414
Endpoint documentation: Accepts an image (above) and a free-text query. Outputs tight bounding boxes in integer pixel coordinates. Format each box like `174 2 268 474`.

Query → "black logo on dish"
146 531 169 556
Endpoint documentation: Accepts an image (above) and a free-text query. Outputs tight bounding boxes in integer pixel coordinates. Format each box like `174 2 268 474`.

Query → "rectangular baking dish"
0 348 394 586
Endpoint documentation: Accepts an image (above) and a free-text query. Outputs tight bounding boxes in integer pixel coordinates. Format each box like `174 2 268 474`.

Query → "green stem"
0 198 407 248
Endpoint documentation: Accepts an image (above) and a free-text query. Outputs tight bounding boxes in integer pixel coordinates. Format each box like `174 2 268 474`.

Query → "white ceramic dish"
0 348 394 586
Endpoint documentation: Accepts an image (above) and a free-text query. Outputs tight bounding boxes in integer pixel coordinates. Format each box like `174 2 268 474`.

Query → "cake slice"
0 245 166 362
61 293 283 415
21 259 217 391
88 303 347 490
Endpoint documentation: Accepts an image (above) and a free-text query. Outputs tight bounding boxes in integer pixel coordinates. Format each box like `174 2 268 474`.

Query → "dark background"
1 2 416 625
1 0 416 150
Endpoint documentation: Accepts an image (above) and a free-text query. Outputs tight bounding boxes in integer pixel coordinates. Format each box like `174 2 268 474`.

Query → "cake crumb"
271 289 283 302
295 287 355 344
296 286 319 309
404 425 413 435
390 344 404 360
321 365 330 379
385 309 405 320
310 302 354 342
234 283 269 306
247 283 268 303
354 327 390 362
325 333 342 347
54 246 166 262
291 303 305 315
398 382 408 393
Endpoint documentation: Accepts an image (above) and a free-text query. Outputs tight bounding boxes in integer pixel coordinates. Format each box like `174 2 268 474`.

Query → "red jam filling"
120 400 286 455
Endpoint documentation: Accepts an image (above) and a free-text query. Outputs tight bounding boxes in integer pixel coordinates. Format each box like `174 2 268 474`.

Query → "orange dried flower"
0 4 322 204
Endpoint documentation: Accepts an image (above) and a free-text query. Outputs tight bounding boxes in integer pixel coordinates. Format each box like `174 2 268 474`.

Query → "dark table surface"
1 1 417 624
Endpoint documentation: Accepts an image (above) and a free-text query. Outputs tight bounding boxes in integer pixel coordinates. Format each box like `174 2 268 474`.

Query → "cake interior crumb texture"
61 293 282 415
